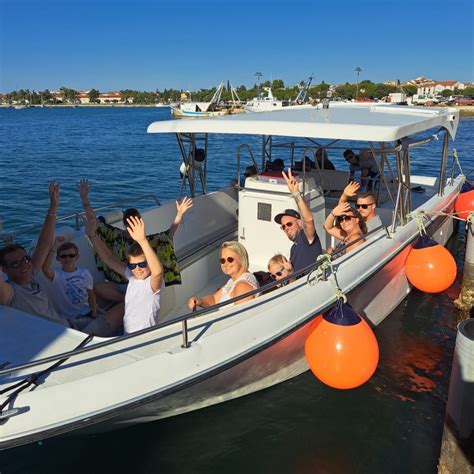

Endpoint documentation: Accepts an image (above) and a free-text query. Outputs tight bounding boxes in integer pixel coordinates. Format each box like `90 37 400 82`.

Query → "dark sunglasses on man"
6 255 32 270
356 203 375 209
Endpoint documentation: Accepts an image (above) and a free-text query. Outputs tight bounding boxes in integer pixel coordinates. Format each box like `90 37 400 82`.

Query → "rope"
0 334 93 416
412 211 428 236
413 209 468 224
308 253 333 286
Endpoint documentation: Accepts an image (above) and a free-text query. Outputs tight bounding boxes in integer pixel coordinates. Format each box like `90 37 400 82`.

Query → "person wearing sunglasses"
188 241 258 310
274 168 323 273
78 179 192 305
338 181 382 232
324 202 367 257
343 148 379 192
41 236 97 321
0 181 118 336
85 211 164 335
267 254 294 287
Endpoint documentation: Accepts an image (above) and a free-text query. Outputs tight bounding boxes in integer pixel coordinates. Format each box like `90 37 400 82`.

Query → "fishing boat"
244 75 314 113
171 81 229 118
0 103 463 449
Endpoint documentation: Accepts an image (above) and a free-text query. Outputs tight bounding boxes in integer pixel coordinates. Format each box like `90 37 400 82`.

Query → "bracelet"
47 212 57 216
291 191 301 199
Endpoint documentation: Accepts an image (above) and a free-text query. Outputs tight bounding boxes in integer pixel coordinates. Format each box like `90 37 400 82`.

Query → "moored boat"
0 103 464 449
171 81 229 118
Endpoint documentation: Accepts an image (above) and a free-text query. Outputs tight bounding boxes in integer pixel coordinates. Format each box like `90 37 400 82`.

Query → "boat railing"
0 225 389 377
0 194 162 243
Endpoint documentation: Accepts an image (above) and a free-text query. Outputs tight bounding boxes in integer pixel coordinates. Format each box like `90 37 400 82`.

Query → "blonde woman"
188 241 259 309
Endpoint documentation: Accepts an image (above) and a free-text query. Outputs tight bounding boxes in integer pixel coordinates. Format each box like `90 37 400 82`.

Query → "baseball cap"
274 209 301 224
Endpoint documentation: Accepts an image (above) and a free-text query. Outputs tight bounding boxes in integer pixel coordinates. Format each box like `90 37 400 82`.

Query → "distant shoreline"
1 103 473 117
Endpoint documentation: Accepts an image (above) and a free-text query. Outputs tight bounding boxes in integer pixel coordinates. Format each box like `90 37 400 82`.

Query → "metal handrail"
0 252 331 376
236 144 259 188
0 226 390 377
0 194 162 243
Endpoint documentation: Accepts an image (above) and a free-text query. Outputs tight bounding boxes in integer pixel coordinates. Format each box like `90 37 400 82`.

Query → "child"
85 211 164 335
43 237 97 321
267 254 293 286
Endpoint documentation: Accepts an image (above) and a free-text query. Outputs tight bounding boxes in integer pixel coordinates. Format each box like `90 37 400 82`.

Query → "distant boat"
171 81 229 118
13 104 27 110
155 103 170 108
245 75 314 113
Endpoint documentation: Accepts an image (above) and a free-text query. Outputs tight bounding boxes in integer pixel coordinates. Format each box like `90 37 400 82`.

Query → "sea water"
0 108 473 473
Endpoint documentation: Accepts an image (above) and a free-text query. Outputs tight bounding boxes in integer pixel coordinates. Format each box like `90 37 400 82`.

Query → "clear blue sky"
0 0 472 93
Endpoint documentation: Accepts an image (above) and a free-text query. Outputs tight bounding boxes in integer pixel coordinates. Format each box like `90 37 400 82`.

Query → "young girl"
267 254 293 286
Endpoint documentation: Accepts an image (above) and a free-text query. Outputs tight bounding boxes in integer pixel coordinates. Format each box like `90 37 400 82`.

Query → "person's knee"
106 303 125 330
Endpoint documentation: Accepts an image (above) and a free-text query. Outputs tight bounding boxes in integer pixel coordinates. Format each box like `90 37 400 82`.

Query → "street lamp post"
255 72 262 97
355 67 362 101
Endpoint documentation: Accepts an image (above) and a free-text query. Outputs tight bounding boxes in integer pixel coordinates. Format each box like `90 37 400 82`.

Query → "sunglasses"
270 266 286 279
338 215 356 222
6 255 32 269
58 253 77 259
219 257 235 264
356 203 374 209
280 221 294 231
127 261 148 270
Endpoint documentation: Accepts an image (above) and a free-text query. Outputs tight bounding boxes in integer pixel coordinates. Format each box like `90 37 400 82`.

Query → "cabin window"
257 203 272 221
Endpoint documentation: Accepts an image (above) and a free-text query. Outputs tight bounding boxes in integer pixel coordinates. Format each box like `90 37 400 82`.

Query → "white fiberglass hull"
0 182 458 449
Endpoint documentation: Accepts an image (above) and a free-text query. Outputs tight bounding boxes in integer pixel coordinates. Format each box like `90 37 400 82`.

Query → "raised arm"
31 181 60 271
78 179 93 212
282 168 316 243
324 202 352 240
168 197 193 238
338 181 360 205
127 216 163 292
42 236 64 281
85 210 126 277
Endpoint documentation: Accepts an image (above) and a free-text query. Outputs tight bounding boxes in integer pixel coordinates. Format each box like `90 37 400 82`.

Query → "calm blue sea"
0 107 473 473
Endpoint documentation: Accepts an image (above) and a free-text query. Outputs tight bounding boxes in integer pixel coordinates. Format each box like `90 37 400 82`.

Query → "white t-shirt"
123 268 163 335
51 267 93 318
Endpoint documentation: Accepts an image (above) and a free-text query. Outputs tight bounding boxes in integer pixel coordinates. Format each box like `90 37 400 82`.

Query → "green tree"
60 86 78 103
88 89 100 103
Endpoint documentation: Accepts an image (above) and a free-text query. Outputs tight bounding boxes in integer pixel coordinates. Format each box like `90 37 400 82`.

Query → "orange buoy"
305 299 379 389
405 236 457 293
454 183 474 220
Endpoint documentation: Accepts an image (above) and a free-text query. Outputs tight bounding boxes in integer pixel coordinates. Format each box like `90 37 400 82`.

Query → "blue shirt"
290 229 323 273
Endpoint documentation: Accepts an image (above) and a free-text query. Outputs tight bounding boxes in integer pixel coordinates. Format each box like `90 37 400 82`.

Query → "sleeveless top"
218 272 259 303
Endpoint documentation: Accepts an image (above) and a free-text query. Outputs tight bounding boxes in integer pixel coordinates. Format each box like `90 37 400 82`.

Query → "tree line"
3 80 474 105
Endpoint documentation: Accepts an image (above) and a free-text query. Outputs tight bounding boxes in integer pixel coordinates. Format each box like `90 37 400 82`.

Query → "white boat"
244 86 289 112
171 81 229 118
244 75 314 113
0 103 463 449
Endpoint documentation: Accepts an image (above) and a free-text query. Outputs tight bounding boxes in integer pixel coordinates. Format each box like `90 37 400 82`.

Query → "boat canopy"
148 103 459 142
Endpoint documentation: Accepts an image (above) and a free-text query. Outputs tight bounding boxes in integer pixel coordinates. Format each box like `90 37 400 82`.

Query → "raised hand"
48 180 60 212
78 179 91 205
282 168 299 194
176 196 193 217
332 202 352 217
126 216 146 243
343 181 360 198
